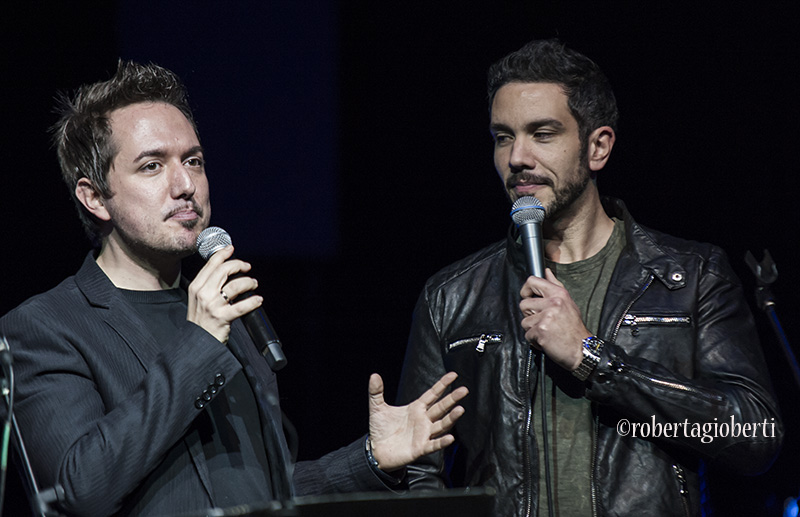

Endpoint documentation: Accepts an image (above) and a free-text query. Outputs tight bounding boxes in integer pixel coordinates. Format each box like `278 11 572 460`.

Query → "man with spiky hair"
398 39 782 516
1 61 467 516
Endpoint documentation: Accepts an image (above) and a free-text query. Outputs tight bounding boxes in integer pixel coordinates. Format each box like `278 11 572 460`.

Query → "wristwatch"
365 436 380 469
573 336 604 381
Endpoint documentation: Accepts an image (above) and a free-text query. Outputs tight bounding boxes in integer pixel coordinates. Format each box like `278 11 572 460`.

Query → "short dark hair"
52 60 198 243
487 39 619 147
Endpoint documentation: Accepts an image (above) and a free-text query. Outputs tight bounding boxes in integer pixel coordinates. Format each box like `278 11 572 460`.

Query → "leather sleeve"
396 289 449 491
586 246 783 475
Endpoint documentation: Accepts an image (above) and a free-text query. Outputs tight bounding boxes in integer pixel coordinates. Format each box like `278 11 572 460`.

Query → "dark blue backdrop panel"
116 1 340 258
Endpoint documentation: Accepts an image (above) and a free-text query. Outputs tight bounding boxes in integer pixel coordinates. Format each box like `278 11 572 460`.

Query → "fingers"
428 403 466 438
193 245 261 313
221 275 259 303
519 268 567 320
193 245 236 285
520 268 561 298
520 274 546 298
186 245 265 343
422 434 456 456
420 373 468 436
426 385 468 424
519 296 541 318
225 293 264 318
205 276 261 318
417 371 459 407
196 246 255 290
527 337 543 351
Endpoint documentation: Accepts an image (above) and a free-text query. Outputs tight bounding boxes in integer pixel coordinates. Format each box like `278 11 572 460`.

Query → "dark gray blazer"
1 253 383 516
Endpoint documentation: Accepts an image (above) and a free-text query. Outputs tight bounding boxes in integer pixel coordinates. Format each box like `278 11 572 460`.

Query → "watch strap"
573 336 604 381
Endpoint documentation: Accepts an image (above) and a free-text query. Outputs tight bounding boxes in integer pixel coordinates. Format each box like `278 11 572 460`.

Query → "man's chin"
169 228 205 257
508 189 551 206
178 218 202 230
178 218 210 243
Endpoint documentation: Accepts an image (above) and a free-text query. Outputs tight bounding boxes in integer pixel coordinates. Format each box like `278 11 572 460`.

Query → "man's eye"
493 134 512 144
534 132 554 141
142 162 160 172
185 157 204 167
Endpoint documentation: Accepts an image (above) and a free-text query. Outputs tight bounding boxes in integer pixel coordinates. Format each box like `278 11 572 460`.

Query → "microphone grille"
196 226 232 260
510 196 546 225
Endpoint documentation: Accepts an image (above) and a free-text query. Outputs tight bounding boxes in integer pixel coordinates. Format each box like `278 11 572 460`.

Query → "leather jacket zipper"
587 273 656 516
476 333 503 353
588 274 655 516
612 361 724 402
610 275 654 343
603 274 710 516
447 333 503 353
673 464 691 516
590 412 599 517
610 275 722 401
621 314 692 336
524 348 534 517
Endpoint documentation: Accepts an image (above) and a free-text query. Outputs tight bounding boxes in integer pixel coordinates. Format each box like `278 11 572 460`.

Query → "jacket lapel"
74 252 162 372
74 252 216 502
227 322 295 500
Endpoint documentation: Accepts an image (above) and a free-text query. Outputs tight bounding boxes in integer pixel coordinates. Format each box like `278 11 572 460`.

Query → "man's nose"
169 164 197 199
508 139 535 171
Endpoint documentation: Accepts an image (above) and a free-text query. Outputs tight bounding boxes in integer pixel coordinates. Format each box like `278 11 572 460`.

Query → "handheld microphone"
510 196 546 278
196 227 288 371
511 196 554 517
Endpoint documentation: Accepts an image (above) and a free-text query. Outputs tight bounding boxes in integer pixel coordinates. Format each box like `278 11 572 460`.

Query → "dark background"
2 2 798 515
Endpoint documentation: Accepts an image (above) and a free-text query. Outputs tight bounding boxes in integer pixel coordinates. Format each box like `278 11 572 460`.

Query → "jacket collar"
74 251 119 309
601 197 686 290
75 251 195 305
505 197 686 290
73 251 182 370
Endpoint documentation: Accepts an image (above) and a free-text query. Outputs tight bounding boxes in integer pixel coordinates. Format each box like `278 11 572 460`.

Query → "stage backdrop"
2 2 797 516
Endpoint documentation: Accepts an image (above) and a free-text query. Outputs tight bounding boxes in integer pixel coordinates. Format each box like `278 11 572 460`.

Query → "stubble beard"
543 162 592 221
505 160 592 221
113 215 206 265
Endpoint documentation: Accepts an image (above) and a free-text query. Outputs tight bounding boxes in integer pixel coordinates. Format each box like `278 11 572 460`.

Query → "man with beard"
396 39 782 516
0 61 468 516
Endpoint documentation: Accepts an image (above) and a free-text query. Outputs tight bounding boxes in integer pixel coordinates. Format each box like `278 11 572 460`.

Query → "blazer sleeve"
292 437 399 496
1 298 243 516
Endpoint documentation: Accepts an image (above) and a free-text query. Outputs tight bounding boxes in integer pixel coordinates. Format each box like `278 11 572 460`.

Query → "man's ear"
75 177 111 222
587 126 616 173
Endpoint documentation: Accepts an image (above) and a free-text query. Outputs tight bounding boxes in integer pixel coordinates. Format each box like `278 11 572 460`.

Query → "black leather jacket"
397 198 782 516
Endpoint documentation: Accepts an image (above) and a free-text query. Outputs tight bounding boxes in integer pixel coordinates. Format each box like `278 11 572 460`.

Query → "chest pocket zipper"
621 314 691 336
447 333 503 353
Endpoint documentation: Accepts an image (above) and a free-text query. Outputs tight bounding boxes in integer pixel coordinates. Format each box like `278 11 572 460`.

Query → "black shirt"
120 288 272 507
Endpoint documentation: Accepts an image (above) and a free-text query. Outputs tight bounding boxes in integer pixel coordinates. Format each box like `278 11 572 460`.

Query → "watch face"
583 348 600 361
584 336 604 352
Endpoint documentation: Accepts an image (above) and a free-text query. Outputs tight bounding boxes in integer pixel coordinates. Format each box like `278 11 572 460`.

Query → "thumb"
545 267 564 287
368 373 385 411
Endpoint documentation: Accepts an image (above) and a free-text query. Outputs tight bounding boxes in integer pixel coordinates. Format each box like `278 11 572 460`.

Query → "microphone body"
196 227 288 371
510 196 546 278
240 310 288 372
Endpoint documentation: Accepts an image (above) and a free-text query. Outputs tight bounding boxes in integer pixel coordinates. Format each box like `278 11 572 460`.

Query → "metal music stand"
1 335 64 517
745 250 800 390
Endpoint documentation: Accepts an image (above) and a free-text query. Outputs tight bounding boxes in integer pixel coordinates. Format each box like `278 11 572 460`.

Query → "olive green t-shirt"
533 217 626 516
